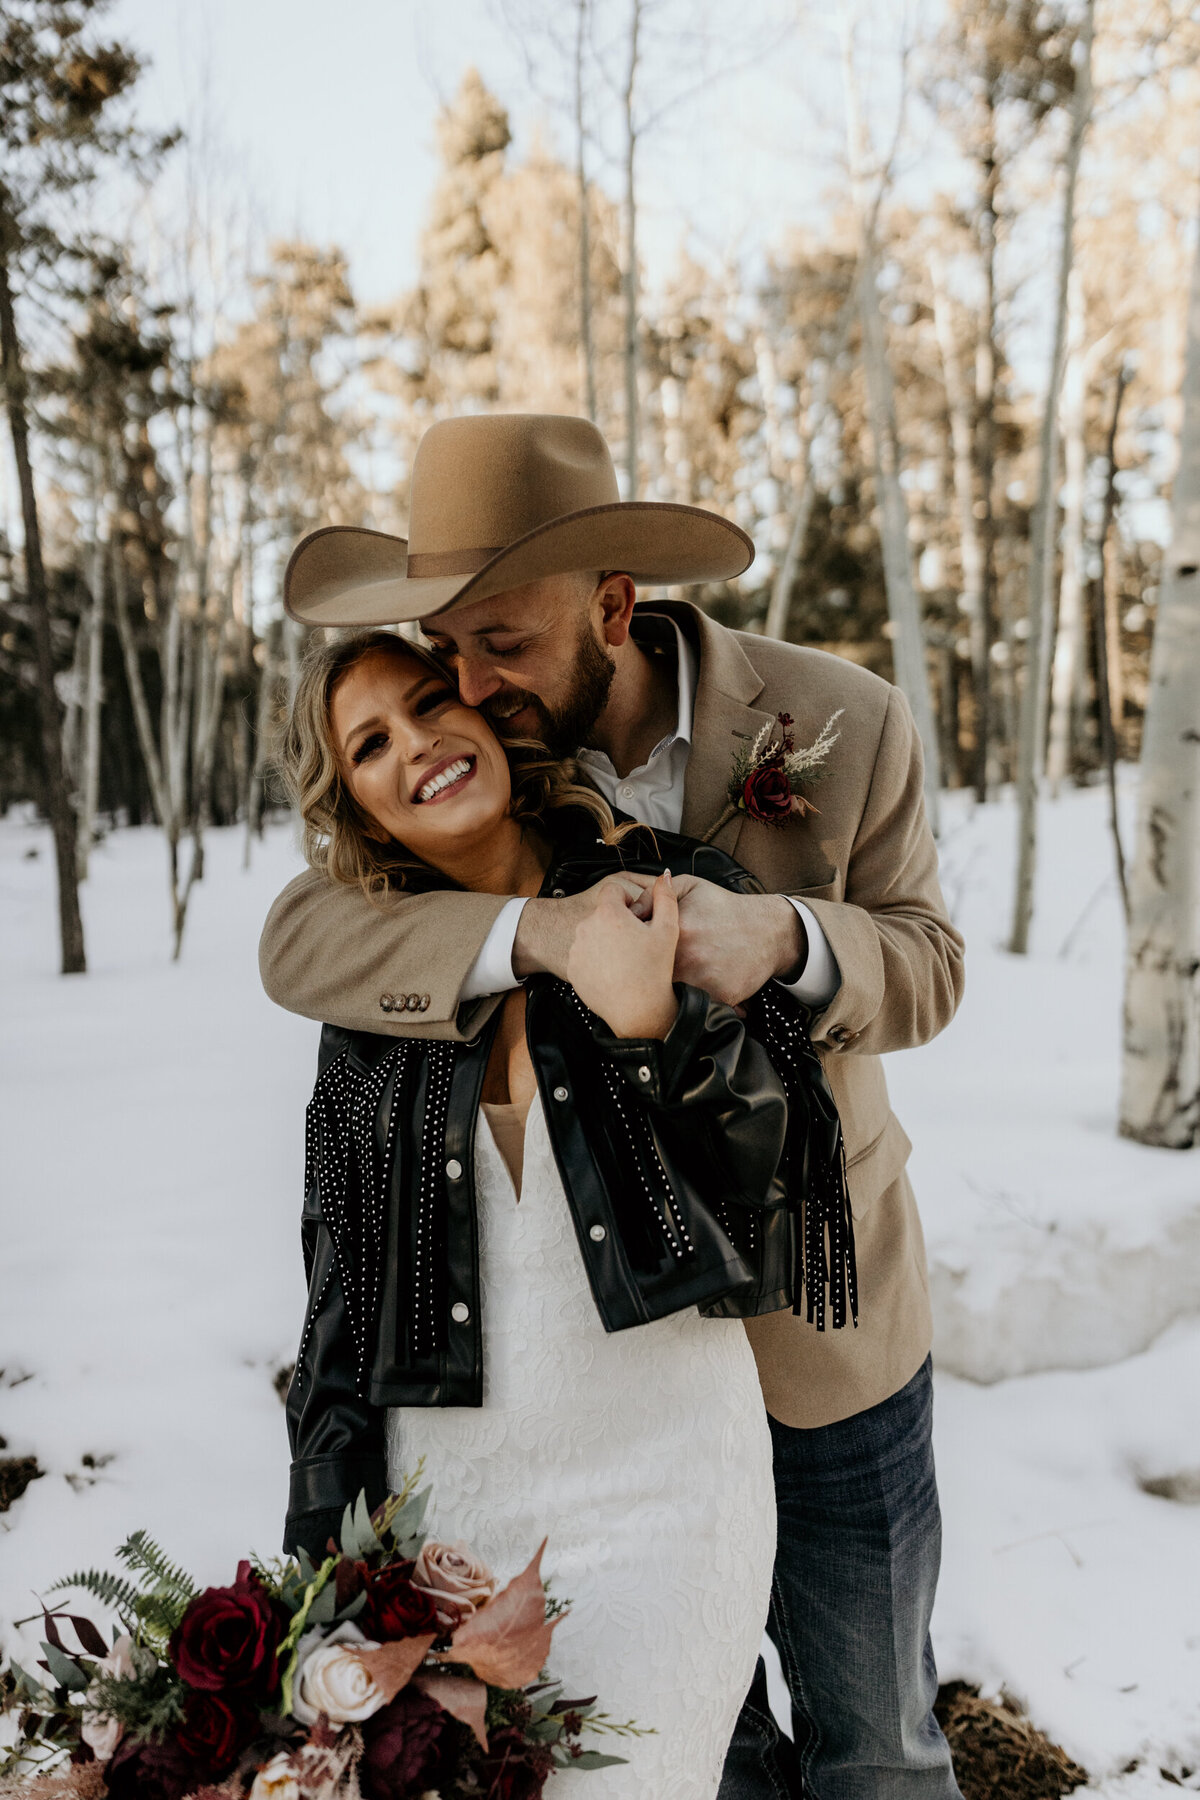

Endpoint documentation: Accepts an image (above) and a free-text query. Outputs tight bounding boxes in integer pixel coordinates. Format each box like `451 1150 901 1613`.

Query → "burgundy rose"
175 1687 259 1774
360 1684 449 1798
741 758 794 824
169 1560 285 1697
105 1731 196 1800
361 1562 441 1640
475 1726 554 1799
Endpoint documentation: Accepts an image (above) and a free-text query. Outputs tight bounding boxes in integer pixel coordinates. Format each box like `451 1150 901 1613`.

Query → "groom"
262 413 965 1798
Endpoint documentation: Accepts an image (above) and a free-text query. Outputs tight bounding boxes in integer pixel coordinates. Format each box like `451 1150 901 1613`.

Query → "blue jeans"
718 1355 962 1799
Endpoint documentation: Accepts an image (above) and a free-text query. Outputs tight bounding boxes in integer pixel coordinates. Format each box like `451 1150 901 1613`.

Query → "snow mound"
934 1318 1200 1779
888 783 1200 1384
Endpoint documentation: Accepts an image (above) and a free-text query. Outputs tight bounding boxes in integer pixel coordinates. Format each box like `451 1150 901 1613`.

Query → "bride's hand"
565 870 680 1039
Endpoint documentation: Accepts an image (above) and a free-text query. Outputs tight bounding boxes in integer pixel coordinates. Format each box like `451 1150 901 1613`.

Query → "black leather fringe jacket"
283 825 854 1557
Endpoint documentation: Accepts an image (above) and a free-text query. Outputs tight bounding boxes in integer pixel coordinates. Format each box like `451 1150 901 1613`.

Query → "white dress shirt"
461 617 842 1008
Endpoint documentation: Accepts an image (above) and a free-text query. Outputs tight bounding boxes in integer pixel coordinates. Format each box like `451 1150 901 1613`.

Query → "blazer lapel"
655 602 776 856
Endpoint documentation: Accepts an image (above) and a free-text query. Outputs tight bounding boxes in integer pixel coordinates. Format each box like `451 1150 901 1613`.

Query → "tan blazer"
260 602 965 1428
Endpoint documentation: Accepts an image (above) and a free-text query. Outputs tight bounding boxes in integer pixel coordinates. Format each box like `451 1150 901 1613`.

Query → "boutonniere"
702 709 843 842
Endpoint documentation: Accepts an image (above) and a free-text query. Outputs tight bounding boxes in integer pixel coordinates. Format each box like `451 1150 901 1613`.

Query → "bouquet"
0 1470 642 1799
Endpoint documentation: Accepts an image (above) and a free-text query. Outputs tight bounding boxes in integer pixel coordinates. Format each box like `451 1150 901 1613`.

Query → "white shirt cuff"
460 896 528 1001
782 899 841 1009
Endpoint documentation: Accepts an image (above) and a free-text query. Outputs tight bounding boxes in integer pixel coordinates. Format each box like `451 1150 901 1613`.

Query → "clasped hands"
513 872 807 1040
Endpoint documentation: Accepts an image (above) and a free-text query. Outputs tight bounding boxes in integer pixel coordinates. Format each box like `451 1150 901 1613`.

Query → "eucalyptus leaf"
9 1660 52 1702
40 1641 88 1692
339 1501 359 1560
387 1485 430 1550
351 1490 376 1552
306 1580 338 1626
568 1751 629 1769
334 1589 368 1624
297 1549 317 1584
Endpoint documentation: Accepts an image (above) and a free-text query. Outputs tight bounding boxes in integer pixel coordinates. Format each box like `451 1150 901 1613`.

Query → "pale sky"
106 0 855 310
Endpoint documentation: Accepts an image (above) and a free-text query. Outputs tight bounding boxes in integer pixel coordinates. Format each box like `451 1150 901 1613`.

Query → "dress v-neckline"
480 1095 534 1203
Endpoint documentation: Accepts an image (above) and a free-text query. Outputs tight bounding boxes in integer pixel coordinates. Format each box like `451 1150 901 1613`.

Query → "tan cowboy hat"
284 412 754 627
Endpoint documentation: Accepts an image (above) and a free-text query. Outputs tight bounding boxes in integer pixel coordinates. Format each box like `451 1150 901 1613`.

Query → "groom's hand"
670 875 806 1005
512 874 655 982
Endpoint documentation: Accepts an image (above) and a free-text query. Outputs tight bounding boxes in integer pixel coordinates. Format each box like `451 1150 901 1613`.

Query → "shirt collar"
577 613 697 771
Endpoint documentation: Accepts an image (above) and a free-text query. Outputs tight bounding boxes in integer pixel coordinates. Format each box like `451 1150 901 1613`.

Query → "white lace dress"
385 1092 776 1799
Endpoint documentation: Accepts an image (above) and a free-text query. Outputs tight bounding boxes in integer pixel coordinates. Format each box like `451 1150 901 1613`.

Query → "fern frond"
115 1531 198 1606
46 1568 143 1619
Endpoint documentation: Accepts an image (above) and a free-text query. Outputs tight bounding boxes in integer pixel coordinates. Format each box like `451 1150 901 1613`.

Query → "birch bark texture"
840 14 941 829
1009 0 1094 954
1118 210 1200 1150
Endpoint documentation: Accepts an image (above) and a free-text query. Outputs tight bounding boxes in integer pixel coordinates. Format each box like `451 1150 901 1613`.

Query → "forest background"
4 0 1200 1144
3 0 1200 1789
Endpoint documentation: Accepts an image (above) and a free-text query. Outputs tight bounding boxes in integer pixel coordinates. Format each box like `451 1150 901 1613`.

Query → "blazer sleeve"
259 869 510 1043
283 1198 388 1559
797 686 965 1057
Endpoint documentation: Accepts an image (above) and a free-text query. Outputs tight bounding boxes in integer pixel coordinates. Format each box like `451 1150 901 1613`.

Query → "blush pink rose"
411 1541 497 1625
80 1633 136 1762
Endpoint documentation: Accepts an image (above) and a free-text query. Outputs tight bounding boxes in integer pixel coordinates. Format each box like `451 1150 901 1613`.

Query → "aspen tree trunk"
840 20 941 827
621 0 642 498
763 287 857 643
1009 0 1094 953
574 0 597 422
1119 213 1200 1149
931 255 987 790
1047 271 1088 796
76 529 106 879
972 110 1000 802
1092 364 1130 915
0 230 86 972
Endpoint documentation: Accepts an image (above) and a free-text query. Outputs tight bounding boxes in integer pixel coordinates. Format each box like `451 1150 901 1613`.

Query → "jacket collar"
636 600 777 855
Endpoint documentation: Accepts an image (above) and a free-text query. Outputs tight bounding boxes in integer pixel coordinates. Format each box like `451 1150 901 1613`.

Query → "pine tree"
0 0 172 973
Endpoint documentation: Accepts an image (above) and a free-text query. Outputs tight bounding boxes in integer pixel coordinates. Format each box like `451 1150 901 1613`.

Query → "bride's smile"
328 644 539 889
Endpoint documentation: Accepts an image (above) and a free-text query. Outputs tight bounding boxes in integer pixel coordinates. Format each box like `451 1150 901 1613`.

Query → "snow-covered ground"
1 784 1198 1792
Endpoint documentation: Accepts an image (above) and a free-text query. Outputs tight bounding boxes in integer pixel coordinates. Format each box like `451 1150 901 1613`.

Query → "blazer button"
446 1159 463 1180
828 1026 849 1045
451 1301 470 1323
379 994 395 1012
405 992 422 1011
589 1224 607 1242
418 994 431 1011
551 887 565 897
553 1086 569 1102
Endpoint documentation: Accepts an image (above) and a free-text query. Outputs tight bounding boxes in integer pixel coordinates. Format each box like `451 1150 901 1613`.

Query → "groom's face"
420 572 631 759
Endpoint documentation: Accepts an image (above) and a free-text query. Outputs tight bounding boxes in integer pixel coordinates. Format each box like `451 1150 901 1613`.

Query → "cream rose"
291 1620 387 1726
412 1541 497 1622
79 1634 136 1762
248 1751 302 1800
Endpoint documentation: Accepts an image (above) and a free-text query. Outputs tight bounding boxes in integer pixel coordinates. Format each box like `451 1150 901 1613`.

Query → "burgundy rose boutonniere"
703 709 842 842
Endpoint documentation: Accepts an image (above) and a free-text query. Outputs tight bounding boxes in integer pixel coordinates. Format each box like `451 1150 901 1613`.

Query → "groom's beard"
484 621 616 760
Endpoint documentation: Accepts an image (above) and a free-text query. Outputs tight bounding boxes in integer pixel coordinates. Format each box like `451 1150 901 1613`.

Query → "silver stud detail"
451 1301 470 1323
637 1064 652 1083
445 1158 463 1180
589 1224 607 1242
553 1085 569 1102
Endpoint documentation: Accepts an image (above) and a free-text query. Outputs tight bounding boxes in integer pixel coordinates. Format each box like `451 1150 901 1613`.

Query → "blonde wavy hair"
279 629 628 899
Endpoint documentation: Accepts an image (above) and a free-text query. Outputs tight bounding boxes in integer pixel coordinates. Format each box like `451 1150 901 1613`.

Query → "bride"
274 628 847 1798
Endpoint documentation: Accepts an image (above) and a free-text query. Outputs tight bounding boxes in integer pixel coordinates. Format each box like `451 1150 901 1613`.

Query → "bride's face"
330 646 513 870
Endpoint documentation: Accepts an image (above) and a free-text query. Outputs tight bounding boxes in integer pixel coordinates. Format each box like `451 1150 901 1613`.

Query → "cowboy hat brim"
284 501 755 629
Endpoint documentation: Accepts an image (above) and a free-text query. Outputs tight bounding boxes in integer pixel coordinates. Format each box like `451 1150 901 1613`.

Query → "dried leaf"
67 1614 109 1659
437 1540 558 1688
349 1633 436 1703
413 1670 489 1749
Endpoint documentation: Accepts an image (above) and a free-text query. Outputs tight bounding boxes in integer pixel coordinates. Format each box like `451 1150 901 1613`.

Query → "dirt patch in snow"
0 1454 44 1513
937 1683 1088 1799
